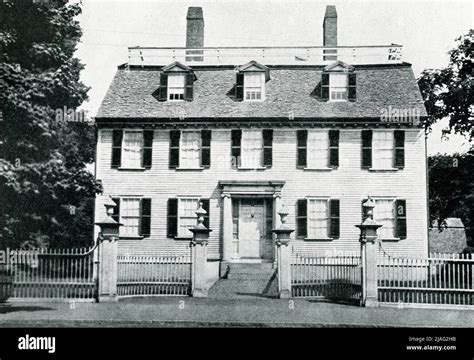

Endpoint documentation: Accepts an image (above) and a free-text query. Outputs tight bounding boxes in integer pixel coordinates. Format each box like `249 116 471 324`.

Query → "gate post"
272 206 294 299
356 197 382 307
189 202 212 297
95 197 122 302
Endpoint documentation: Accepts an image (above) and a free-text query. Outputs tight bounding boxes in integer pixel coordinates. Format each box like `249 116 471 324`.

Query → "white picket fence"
0 247 96 301
291 253 362 303
378 253 474 306
117 251 192 297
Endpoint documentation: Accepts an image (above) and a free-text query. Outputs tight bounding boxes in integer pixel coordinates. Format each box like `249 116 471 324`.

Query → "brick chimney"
186 7 204 61
323 5 337 47
323 5 337 60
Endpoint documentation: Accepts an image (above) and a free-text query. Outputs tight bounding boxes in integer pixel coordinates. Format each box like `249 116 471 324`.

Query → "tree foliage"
428 149 474 244
418 30 473 139
0 0 102 248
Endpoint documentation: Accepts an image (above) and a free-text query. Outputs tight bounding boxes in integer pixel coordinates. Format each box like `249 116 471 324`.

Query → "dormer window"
244 72 265 101
235 61 270 102
321 61 356 102
329 73 348 101
155 62 196 102
168 74 186 101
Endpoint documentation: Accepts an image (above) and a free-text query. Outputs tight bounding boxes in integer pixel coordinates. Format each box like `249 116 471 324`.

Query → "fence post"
356 196 382 307
95 197 122 302
189 202 212 297
272 205 294 299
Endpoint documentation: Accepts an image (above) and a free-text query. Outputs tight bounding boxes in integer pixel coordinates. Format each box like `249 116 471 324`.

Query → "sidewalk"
1 297 473 327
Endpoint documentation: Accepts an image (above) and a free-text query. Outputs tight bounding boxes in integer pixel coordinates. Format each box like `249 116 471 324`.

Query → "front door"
239 199 266 258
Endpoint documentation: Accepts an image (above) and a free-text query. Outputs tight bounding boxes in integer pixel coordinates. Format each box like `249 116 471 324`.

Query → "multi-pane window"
373 131 394 169
307 199 329 239
180 131 201 168
373 199 395 239
122 131 143 168
329 73 348 101
168 74 185 101
120 198 141 237
241 130 263 168
244 73 264 101
307 130 329 168
177 198 199 238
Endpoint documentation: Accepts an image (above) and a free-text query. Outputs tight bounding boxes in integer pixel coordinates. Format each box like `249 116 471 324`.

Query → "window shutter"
348 73 356 101
139 198 151 237
329 130 339 168
169 130 180 169
159 73 168 101
361 199 369 222
231 130 241 169
297 199 307 238
394 130 405 169
395 199 407 239
142 130 154 169
297 130 307 168
201 130 211 168
329 199 340 238
361 130 372 169
111 130 123 168
167 198 178 238
185 73 194 101
111 198 120 224
262 129 273 167
235 73 244 101
321 73 329 101
201 199 210 229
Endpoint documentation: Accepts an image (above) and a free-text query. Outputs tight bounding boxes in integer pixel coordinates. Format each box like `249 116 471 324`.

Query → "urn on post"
355 196 382 307
189 202 212 297
272 205 294 299
94 196 122 302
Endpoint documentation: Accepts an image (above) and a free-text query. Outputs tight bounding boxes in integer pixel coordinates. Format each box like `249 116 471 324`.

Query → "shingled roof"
95 63 427 122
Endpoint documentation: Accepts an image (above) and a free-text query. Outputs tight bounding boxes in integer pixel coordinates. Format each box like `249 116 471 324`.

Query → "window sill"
119 236 144 240
303 167 335 171
117 167 147 171
380 237 402 242
303 237 335 241
175 167 206 171
237 166 268 171
368 168 399 172
174 236 193 241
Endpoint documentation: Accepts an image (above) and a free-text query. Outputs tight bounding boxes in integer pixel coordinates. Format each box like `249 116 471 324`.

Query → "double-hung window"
373 199 396 239
307 198 330 239
168 74 185 101
180 131 201 169
240 130 263 168
120 197 141 237
244 73 265 101
307 130 330 169
373 131 395 169
329 73 348 101
297 198 340 239
122 131 143 168
177 198 199 238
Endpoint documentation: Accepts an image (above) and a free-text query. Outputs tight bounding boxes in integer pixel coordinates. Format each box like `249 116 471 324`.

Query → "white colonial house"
94 6 429 283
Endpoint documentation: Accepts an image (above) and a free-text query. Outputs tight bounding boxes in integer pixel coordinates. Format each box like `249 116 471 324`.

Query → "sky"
73 0 473 155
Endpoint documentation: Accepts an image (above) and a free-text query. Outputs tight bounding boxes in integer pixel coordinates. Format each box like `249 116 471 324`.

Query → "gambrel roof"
96 63 427 122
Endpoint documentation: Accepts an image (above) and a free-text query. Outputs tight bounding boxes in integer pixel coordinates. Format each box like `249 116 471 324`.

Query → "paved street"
0 297 473 327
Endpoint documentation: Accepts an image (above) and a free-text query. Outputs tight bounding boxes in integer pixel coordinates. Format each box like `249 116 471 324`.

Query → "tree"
418 30 473 139
428 149 474 245
0 0 102 248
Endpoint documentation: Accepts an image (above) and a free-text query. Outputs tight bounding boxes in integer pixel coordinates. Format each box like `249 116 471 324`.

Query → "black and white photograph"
0 0 473 356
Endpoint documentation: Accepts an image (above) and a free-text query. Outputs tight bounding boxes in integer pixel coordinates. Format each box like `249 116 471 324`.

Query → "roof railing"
127 45 403 66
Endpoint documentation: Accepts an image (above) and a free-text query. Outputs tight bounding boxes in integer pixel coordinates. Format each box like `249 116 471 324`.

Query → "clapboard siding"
95 128 428 258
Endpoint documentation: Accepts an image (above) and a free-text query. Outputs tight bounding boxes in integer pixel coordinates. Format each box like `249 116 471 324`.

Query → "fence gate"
117 249 192 297
291 253 362 304
0 247 96 301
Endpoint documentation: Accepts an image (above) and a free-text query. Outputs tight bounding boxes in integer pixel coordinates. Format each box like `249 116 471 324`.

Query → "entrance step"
209 262 278 299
